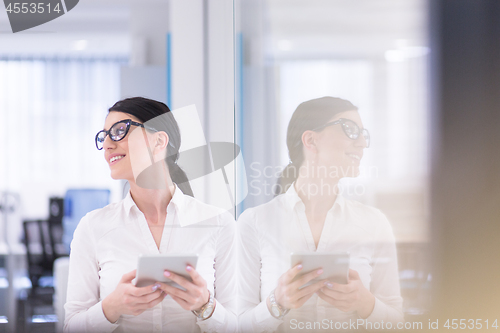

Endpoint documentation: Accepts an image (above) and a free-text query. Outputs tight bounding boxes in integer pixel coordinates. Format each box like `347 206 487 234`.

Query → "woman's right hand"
272 264 326 310
102 269 167 323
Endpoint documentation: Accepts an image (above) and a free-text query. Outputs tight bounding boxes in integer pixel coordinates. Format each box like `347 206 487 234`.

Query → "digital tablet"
290 252 350 288
135 254 199 289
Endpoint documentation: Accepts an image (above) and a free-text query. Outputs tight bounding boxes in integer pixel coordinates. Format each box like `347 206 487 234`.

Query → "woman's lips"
346 153 361 161
109 155 125 165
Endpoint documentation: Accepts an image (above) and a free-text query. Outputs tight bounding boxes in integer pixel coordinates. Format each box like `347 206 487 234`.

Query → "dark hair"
275 96 358 195
108 97 194 197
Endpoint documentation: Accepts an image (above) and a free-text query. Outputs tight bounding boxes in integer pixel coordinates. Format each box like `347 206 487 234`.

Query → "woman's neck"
129 180 175 225
294 172 340 222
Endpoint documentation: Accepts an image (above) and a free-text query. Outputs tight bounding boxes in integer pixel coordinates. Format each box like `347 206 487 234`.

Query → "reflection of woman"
238 97 403 332
64 97 237 332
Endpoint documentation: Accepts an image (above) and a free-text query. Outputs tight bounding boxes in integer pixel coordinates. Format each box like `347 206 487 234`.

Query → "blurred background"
1 0 499 332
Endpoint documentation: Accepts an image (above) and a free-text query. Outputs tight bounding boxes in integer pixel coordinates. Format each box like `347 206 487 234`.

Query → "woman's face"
102 111 150 181
311 110 368 178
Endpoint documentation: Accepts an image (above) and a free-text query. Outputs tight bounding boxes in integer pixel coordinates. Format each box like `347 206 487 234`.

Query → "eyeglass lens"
342 120 359 139
341 120 370 148
96 121 130 150
109 121 129 140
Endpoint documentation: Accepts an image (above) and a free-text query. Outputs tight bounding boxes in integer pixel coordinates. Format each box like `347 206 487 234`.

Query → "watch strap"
268 289 290 319
192 290 215 320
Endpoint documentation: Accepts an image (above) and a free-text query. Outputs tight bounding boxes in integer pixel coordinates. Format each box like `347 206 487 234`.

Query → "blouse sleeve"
196 212 238 333
365 211 404 325
237 210 283 333
63 215 120 333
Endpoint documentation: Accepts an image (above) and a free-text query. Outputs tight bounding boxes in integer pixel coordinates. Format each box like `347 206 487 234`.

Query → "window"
0 57 126 218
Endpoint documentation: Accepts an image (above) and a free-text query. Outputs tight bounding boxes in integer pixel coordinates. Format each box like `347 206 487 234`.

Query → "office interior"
0 0 498 332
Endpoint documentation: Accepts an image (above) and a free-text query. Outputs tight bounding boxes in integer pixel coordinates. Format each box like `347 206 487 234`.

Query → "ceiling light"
385 46 430 62
72 40 88 51
278 40 292 51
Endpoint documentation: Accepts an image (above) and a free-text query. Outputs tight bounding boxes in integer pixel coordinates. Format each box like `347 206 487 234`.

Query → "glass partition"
235 0 430 328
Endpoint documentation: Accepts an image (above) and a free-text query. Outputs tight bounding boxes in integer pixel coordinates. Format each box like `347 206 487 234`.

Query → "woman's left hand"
316 269 375 319
156 266 210 311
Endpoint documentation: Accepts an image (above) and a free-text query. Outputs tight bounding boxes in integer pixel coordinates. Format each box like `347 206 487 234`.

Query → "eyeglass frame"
95 119 166 150
311 118 370 148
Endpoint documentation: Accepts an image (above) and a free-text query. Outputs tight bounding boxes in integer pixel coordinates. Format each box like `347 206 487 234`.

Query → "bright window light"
71 40 89 51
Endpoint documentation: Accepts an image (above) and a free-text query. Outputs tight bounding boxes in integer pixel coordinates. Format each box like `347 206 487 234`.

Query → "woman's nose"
102 134 115 150
355 134 368 148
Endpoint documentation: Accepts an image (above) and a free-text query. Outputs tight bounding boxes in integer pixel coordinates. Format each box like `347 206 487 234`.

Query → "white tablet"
290 252 350 288
135 254 199 289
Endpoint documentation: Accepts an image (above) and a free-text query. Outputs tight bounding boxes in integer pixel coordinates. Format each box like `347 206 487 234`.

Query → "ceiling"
267 0 428 59
0 0 428 59
0 0 133 57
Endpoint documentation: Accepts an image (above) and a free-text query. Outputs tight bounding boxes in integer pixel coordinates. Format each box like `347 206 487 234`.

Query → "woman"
238 97 403 332
64 97 237 332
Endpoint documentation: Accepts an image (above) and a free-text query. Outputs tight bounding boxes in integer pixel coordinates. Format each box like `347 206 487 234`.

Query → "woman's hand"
272 264 327 310
317 269 375 318
102 269 167 323
157 266 210 311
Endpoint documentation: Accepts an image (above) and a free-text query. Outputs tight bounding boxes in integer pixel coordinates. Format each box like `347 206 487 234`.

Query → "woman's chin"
109 173 120 180
109 170 126 181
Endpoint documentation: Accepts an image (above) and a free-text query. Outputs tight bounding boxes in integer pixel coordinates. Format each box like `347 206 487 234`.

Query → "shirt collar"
284 182 345 212
169 184 186 213
123 190 135 216
123 184 186 218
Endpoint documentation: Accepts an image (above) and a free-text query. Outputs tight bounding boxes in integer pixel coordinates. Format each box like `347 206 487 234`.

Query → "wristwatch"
192 290 216 320
268 289 290 319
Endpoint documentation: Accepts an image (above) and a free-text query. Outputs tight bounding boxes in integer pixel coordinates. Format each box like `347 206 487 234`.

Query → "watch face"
202 305 214 319
271 305 281 318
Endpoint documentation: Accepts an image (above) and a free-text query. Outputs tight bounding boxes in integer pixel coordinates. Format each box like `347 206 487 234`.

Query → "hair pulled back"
109 97 194 197
276 96 358 195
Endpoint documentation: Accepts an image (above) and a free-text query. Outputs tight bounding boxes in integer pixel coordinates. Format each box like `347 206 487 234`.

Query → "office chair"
20 220 57 332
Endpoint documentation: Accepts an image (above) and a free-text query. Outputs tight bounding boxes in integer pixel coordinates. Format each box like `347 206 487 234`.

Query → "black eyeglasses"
313 118 370 148
95 119 158 150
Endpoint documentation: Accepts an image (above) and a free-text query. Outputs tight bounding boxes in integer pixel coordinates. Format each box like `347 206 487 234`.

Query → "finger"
129 283 162 297
133 289 164 304
327 281 356 294
157 283 194 303
290 292 316 309
164 271 196 292
317 290 348 308
144 291 167 309
349 269 360 281
280 264 304 285
184 266 206 287
289 268 324 291
290 280 327 302
317 290 353 311
319 287 350 301
120 269 137 283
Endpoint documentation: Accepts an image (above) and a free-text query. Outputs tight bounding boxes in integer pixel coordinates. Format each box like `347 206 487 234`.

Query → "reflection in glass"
235 0 430 329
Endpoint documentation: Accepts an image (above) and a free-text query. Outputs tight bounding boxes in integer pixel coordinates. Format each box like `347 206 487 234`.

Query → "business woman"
238 97 403 332
64 97 237 332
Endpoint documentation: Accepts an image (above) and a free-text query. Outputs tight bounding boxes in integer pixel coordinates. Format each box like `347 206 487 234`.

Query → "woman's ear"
153 131 169 154
301 130 317 153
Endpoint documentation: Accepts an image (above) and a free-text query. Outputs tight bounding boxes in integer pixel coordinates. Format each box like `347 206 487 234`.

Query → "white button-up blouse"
64 187 237 333
237 184 404 332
